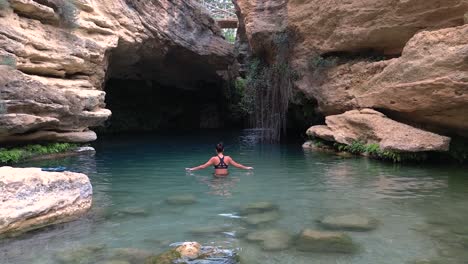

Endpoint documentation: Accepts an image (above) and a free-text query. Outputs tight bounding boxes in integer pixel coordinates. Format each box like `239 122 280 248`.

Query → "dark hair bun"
216 142 224 152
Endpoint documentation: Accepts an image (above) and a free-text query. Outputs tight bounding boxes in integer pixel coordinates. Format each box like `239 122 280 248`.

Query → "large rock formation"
0 0 233 142
307 109 451 152
0 166 92 236
234 0 468 140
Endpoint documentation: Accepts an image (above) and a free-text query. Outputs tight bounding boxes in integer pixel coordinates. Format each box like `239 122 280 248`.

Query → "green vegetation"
308 55 338 77
231 30 299 141
222 28 236 43
0 143 79 164
310 138 427 163
57 0 78 28
0 55 16 68
0 0 9 10
334 141 428 163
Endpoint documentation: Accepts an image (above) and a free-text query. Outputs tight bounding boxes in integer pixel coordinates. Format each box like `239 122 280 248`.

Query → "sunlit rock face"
307 109 451 153
0 0 233 143
234 0 468 137
0 166 92 236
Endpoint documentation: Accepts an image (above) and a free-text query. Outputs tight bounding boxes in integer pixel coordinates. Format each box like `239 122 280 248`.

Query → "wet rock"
166 194 197 205
110 248 152 263
175 242 202 259
296 229 357 253
0 167 92 236
243 211 280 226
246 229 292 251
317 214 379 231
145 249 181 264
145 242 237 264
240 202 278 215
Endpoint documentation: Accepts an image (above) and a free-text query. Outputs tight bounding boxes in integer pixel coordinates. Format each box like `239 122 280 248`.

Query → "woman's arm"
186 157 214 171
228 157 253 170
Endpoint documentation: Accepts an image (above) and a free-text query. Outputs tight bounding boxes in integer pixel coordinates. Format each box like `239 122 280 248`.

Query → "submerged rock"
116 207 150 217
55 245 106 264
175 242 202 259
317 214 379 231
145 249 182 264
109 248 153 263
240 202 278 215
166 194 197 205
145 242 237 264
296 229 357 253
243 211 280 226
0 166 92 236
246 229 292 251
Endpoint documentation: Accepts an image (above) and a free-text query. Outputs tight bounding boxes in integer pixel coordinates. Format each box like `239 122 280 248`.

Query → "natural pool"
1 130 468 264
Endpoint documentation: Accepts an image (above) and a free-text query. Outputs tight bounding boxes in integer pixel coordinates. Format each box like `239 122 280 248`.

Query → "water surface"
1 130 468 264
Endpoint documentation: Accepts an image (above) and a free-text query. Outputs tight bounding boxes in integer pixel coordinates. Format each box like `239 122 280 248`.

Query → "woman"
186 143 253 176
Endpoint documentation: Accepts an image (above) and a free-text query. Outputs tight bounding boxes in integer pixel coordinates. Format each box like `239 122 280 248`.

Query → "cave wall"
0 0 233 143
234 0 468 138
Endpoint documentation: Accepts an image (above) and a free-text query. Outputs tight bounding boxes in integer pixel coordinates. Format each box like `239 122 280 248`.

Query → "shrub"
0 143 79 164
57 0 78 28
0 0 9 10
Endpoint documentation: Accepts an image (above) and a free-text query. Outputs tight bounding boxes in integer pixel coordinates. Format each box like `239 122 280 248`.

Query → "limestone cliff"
0 0 233 143
234 0 468 148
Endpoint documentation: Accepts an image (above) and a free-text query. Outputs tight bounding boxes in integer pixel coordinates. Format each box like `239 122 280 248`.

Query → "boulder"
243 210 280 226
175 242 202 260
240 201 279 215
165 194 197 205
246 229 292 251
317 214 379 231
296 229 357 253
0 0 233 144
145 242 237 264
0 166 92 236
307 109 451 152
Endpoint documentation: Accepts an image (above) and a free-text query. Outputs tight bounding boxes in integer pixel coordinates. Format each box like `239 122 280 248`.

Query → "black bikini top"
214 155 228 169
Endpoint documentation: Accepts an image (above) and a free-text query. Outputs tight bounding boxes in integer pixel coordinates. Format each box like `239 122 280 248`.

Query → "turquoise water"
1 130 468 264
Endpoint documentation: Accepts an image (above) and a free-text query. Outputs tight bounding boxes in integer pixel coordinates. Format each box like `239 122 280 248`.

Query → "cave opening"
98 42 243 134
101 78 235 133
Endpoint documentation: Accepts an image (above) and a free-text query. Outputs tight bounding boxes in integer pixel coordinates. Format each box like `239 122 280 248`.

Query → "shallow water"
1 130 468 264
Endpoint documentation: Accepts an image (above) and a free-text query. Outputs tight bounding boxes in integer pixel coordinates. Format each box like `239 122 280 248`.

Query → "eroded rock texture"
234 0 468 141
306 109 451 152
0 166 92 236
0 0 233 142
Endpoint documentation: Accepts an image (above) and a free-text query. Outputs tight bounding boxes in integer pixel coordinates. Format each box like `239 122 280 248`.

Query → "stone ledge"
0 166 93 237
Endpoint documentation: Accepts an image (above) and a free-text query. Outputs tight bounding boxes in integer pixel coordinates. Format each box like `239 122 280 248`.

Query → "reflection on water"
1 130 468 264
195 175 241 197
